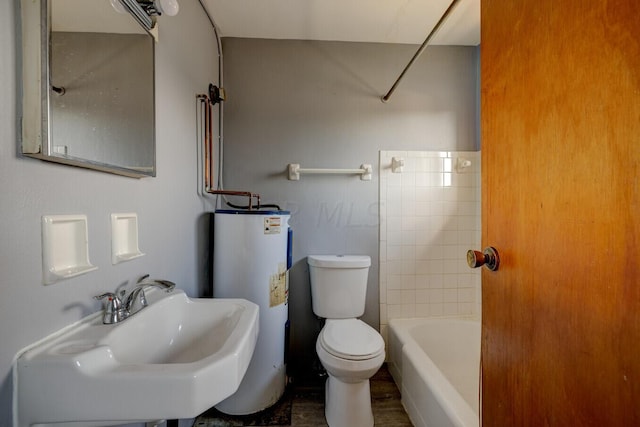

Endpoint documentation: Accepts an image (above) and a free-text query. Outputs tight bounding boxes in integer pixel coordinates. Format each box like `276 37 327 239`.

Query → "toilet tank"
308 255 371 319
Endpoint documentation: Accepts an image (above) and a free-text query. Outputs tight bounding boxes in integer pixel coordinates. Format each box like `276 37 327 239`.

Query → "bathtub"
388 317 480 427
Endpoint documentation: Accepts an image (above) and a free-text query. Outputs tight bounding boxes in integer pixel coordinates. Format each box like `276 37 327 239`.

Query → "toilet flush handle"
467 247 500 271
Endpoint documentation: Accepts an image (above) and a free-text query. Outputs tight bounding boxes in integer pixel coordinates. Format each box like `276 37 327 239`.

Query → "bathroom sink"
14 289 259 427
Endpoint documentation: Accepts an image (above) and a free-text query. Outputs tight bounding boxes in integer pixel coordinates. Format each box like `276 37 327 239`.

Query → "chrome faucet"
94 275 176 324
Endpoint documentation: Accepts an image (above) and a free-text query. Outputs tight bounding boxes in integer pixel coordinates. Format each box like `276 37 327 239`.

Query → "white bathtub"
388 317 480 427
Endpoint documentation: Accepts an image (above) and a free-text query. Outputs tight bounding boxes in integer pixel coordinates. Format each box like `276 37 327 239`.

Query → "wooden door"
481 1 640 425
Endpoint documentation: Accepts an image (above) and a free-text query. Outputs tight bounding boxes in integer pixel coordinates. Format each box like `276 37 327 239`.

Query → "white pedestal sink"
14 289 259 427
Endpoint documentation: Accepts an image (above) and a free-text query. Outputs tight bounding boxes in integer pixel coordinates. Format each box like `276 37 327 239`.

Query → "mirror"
20 0 156 178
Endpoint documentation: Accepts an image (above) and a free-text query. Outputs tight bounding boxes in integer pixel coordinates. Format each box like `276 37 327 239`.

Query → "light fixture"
110 0 180 30
110 0 127 14
154 0 180 16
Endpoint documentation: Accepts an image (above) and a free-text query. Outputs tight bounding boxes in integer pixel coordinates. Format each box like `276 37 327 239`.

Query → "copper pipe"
197 95 210 190
197 94 261 210
206 96 212 190
207 190 261 210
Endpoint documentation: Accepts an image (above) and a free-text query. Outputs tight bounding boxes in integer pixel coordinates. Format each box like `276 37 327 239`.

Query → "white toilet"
308 255 385 427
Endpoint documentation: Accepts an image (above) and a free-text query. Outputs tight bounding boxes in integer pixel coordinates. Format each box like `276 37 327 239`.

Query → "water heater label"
269 263 288 307
264 217 281 234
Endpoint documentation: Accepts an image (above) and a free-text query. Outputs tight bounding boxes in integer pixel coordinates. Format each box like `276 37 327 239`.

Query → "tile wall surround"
379 150 481 343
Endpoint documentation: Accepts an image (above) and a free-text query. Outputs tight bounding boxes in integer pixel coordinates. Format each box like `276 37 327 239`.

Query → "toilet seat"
320 319 384 361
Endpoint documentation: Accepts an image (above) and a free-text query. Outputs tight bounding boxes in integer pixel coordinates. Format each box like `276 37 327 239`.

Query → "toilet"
308 255 385 427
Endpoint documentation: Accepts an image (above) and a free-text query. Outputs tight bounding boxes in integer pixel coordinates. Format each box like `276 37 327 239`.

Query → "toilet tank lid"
307 255 371 268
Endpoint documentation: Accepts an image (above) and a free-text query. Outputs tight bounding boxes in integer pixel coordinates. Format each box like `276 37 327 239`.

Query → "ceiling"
201 0 480 46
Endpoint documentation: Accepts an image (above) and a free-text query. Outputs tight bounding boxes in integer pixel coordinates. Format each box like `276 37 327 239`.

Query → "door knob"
467 247 500 271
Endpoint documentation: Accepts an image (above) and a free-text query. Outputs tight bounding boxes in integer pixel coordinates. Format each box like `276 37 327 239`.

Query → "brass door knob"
467 247 500 271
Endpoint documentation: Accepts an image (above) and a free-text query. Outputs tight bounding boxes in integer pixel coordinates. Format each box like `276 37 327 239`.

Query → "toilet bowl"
307 255 385 427
316 319 385 427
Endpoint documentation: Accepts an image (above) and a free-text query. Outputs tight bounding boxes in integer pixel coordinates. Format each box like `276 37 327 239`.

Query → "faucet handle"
127 288 149 314
94 292 124 324
94 292 122 307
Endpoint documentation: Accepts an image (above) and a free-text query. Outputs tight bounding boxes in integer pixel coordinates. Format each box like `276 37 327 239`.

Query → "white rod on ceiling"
381 0 462 103
287 163 373 181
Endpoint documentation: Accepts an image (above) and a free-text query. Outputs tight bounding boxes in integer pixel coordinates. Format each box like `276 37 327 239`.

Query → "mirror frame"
19 0 156 178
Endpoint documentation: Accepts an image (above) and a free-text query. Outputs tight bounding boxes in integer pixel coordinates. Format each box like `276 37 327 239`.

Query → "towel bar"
287 163 372 181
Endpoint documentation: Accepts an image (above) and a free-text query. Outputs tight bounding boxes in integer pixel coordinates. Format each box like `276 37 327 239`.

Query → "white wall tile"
379 244 387 262
401 173 416 187
401 290 416 304
380 304 388 326
430 304 444 316
387 304 404 319
386 203 403 218
401 245 416 259
458 287 475 303
401 304 416 317
401 230 416 245
443 274 458 288
401 275 416 290
386 216 402 232
443 245 462 260
443 259 459 274
458 303 474 316
416 275 430 289
387 231 403 246
379 261 387 279
427 260 444 274
415 289 429 304
427 274 444 289
429 289 444 303
444 288 458 303
388 290 402 304
380 150 481 323
401 216 416 231
458 273 478 287
387 245 402 261
388 173 403 187
388 274 402 290
415 304 430 317
401 260 416 275
380 324 389 343
443 303 459 316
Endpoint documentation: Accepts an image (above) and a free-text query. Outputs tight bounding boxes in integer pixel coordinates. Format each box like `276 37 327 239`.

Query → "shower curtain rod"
381 0 462 103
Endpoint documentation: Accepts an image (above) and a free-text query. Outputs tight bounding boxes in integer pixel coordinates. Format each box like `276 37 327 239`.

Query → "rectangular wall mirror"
20 0 156 178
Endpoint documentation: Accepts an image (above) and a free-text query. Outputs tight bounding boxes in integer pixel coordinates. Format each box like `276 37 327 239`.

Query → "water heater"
212 209 291 415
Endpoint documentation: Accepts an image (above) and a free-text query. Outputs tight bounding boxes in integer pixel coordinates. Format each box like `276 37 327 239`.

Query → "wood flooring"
194 363 413 427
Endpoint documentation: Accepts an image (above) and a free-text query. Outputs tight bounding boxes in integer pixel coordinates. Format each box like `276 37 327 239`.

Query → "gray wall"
220 38 479 378
0 1 217 424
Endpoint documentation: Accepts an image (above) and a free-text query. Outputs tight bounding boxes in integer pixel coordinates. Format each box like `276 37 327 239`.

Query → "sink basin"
14 289 259 427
